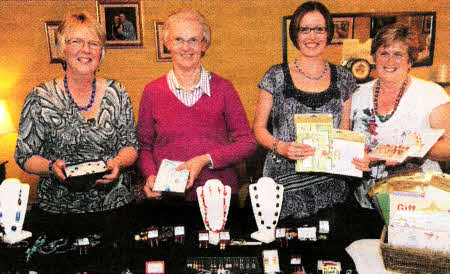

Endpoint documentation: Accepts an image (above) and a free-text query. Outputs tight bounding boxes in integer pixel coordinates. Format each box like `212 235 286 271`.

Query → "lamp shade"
0 100 15 136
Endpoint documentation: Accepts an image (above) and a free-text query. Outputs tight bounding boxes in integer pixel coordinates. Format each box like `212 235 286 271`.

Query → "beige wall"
1 0 449 202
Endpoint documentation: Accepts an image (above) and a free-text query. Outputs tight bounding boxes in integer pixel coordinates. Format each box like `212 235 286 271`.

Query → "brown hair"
371 23 418 64
289 1 334 48
56 12 106 65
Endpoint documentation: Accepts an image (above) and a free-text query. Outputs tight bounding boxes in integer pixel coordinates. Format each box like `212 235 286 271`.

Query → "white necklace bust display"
0 178 32 244
196 179 231 245
249 177 284 243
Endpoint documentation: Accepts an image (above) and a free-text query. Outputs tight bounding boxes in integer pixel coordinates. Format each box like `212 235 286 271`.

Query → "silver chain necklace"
294 60 327 80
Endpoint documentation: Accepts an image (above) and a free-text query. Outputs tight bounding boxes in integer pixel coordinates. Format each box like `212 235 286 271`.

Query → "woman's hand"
96 159 120 184
277 141 315 161
176 155 210 189
143 175 162 199
51 160 67 182
352 151 371 172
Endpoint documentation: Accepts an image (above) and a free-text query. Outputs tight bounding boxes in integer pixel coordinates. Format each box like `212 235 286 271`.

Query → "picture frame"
422 15 432 34
370 16 396 38
331 17 354 44
45 21 63 64
154 21 171 62
97 0 143 48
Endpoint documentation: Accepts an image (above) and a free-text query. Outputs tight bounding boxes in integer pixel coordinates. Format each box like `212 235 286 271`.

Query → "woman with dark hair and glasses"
253 1 360 224
14 12 139 244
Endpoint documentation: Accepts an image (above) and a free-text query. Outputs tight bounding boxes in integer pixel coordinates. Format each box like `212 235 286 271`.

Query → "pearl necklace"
373 77 408 122
63 75 96 111
200 185 228 233
294 60 327 80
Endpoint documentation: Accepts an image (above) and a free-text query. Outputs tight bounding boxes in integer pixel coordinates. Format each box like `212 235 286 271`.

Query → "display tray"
379 226 450 273
63 160 108 192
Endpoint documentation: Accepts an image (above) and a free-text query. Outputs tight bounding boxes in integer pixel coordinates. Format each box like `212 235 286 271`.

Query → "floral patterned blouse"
258 63 358 219
15 79 139 214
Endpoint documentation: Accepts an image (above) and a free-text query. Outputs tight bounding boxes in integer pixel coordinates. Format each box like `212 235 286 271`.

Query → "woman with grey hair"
137 8 256 227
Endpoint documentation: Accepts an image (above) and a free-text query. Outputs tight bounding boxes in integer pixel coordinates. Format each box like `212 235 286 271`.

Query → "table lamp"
0 100 15 183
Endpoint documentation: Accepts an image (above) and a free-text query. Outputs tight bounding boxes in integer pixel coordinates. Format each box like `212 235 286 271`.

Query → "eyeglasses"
377 51 408 62
299 27 327 34
66 38 101 50
171 37 203 48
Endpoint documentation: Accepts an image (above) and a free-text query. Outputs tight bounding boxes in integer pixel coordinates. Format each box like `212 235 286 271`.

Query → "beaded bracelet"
271 141 281 163
48 161 54 174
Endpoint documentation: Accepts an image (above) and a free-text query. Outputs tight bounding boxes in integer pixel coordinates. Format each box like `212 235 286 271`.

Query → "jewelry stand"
196 179 231 245
249 177 284 243
0 178 32 244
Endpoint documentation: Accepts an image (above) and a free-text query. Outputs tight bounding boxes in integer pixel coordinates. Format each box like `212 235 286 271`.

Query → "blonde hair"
162 8 211 52
56 12 106 65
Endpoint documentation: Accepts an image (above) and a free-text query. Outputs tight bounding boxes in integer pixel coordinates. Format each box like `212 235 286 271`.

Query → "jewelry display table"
0 196 384 273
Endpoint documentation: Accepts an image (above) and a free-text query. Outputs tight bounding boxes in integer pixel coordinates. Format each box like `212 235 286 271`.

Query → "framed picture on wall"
331 17 354 44
97 0 143 48
370 16 396 38
154 21 171 62
45 21 63 64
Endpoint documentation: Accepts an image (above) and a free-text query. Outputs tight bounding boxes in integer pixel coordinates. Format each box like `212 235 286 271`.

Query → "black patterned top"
257 63 358 219
15 79 139 214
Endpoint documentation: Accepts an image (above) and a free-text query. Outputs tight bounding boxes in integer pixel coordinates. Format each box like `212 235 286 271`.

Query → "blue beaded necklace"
63 75 96 111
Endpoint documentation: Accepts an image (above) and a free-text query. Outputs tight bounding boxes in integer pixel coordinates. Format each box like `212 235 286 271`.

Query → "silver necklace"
294 60 327 80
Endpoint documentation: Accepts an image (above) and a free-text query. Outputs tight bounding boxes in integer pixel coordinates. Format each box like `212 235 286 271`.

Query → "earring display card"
249 177 284 243
262 249 281 273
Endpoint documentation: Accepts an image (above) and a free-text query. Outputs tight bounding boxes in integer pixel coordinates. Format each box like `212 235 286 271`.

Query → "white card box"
153 159 189 194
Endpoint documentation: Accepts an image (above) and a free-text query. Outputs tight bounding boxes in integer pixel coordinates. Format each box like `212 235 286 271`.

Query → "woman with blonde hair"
15 12 139 244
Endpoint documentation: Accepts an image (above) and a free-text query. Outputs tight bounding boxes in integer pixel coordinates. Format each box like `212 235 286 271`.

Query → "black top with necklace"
257 63 358 219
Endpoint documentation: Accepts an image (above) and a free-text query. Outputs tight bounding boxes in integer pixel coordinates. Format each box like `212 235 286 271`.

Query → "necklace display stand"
196 179 231 245
249 177 284 243
0 178 32 244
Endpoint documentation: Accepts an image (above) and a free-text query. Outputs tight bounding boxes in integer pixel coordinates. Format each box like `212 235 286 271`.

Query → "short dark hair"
289 1 334 48
371 23 418 64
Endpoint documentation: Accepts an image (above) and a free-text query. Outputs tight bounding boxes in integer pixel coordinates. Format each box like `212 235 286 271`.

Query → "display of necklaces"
0 178 32 244
249 177 284 243
196 179 231 245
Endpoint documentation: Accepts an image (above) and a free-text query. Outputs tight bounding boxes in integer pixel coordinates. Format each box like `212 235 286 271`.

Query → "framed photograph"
97 0 143 48
45 21 63 64
370 16 396 38
422 15 432 34
154 21 171 62
331 17 354 44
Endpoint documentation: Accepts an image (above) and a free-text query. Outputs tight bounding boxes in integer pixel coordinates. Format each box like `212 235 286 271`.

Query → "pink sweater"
137 73 256 201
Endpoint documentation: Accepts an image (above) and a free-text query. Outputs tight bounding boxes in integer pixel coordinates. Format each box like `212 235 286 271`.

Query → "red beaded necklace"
373 77 409 122
200 185 228 233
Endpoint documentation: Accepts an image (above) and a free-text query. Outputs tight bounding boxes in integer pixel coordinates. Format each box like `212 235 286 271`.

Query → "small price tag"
319 220 329 234
77 238 90 246
219 231 230 241
297 227 317 241
198 231 209 241
174 226 185 236
290 255 301 265
146 261 165 273
275 227 286 238
148 229 158 239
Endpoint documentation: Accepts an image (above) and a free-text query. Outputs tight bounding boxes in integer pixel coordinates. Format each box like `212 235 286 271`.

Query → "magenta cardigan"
137 73 256 201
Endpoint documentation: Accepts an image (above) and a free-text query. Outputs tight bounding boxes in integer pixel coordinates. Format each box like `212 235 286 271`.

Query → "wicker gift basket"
380 227 450 273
